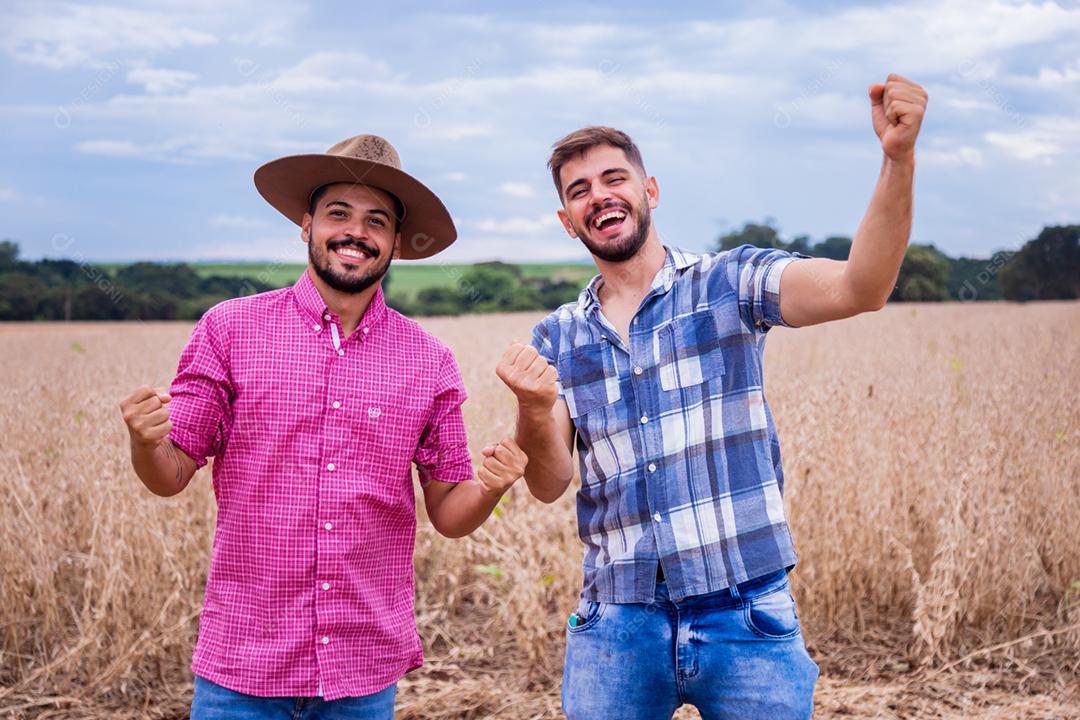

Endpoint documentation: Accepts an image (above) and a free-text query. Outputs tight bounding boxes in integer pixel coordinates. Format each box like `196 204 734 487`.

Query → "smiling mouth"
591 208 628 235
331 244 377 265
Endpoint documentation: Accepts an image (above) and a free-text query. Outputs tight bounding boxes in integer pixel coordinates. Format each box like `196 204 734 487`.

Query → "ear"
301 213 313 242
392 232 402 259
556 208 577 238
644 175 660 210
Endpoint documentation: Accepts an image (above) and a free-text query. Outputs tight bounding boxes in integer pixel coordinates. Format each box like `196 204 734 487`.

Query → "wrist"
476 481 505 501
883 152 915 173
518 398 556 421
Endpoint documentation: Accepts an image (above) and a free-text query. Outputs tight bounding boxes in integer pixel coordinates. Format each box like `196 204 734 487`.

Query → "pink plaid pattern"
167 270 472 700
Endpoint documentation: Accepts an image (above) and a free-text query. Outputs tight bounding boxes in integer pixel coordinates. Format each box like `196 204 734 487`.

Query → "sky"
1 0 1078 266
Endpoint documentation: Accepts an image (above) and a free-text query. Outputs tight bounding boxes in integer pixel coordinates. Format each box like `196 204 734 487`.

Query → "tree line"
715 222 1079 303
0 224 1075 321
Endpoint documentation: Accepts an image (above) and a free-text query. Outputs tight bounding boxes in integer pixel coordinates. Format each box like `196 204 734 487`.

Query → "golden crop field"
1 302 1078 719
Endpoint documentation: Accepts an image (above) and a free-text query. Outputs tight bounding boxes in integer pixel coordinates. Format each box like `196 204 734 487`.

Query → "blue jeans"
191 676 397 720
562 570 818 720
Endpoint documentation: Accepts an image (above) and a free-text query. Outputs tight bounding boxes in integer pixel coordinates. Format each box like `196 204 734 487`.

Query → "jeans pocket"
567 599 605 633
743 585 801 639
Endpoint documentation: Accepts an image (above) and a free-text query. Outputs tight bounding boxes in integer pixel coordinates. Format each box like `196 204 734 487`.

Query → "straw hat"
254 134 456 259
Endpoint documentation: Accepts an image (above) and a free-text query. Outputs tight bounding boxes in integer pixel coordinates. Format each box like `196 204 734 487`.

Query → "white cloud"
921 145 985 168
209 214 270 229
1 3 217 69
126 64 199 94
441 171 467 182
463 214 560 235
141 235 307 263
425 233 590 264
985 131 1061 161
499 182 535 198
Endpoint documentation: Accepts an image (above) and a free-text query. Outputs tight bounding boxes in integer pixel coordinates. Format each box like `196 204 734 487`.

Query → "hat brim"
254 154 457 260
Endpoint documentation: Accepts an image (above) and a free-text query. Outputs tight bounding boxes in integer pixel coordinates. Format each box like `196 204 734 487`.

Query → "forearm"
130 438 193 497
845 154 915 308
426 478 503 538
516 404 573 503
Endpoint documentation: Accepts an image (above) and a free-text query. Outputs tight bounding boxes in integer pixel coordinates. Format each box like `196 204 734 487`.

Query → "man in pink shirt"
119 134 527 718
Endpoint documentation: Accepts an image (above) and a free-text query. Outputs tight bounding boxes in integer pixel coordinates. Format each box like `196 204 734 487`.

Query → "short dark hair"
547 126 647 200
308 184 404 231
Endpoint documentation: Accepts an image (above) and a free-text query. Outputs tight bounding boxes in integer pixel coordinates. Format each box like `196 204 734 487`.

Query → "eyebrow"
564 167 630 196
325 200 391 219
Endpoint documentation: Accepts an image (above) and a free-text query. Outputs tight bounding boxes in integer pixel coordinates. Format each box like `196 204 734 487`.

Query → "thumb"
155 387 172 403
481 445 495 456
869 84 888 135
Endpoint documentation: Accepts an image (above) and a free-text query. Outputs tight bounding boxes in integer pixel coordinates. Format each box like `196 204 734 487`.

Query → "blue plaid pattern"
532 244 807 603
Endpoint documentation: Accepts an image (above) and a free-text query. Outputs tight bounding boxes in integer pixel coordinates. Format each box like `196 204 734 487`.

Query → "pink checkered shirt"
167 270 472 700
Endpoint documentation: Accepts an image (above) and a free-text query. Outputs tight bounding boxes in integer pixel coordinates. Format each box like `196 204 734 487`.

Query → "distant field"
179 262 596 297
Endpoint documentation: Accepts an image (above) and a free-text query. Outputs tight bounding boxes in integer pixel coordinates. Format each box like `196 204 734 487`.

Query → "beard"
308 229 393 294
574 192 652 263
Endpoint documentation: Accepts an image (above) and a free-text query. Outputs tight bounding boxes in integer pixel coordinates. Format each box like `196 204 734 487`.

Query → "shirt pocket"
658 310 727 391
558 341 622 419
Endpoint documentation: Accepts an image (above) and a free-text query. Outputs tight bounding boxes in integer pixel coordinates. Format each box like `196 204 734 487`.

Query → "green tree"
891 244 950 302
716 221 785 251
811 236 852 260
999 225 1080 301
114 262 201 298
0 240 19 269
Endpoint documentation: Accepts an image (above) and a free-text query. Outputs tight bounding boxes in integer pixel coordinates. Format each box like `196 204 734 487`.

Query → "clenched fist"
477 438 528 497
869 73 927 162
119 385 172 448
495 341 559 411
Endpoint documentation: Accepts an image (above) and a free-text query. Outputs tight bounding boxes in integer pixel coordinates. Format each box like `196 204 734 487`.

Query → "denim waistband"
657 568 789 606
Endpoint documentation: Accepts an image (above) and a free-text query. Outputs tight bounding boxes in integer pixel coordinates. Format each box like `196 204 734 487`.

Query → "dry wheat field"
1 301 1079 719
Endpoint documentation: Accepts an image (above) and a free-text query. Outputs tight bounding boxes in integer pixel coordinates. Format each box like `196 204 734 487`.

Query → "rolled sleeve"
730 244 807 331
413 347 472 484
168 308 234 469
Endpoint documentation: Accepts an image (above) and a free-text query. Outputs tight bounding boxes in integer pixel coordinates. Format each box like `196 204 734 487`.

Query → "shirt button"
647 463 657 472
337 349 345 356
332 401 341 409
326 462 335 471
653 512 662 522
312 324 320 331
324 522 333 531
633 366 643 375
321 636 330 645
362 327 369 334
323 313 331 321
640 415 649 424
322 582 331 591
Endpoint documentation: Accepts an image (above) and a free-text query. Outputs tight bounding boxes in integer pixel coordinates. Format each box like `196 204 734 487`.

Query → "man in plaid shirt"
497 74 927 718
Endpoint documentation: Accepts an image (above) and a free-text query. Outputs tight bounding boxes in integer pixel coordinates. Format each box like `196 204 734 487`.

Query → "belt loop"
728 579 741 600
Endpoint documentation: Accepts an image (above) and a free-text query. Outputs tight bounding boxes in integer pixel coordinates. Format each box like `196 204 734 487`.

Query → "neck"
593 233 667 304
306 267 380 336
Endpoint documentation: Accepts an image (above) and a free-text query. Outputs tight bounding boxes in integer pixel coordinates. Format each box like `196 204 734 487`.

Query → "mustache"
327 237 379 258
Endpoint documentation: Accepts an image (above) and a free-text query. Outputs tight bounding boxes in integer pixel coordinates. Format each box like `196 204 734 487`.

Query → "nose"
587 184 615 211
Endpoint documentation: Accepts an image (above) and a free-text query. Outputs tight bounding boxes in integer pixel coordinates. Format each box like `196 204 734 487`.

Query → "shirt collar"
580 245 702 314
292 269 389 336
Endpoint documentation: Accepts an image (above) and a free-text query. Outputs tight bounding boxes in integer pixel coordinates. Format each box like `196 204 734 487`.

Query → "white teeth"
593 210 627 229
337 247 364 258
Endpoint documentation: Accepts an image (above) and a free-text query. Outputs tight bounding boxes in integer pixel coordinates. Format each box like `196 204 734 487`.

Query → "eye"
609 176 625 185
571 188 586 199
329 210 346 218
369 217 385 226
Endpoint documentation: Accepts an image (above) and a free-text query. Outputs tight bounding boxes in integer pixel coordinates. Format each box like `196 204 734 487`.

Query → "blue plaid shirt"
531 244 807 603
